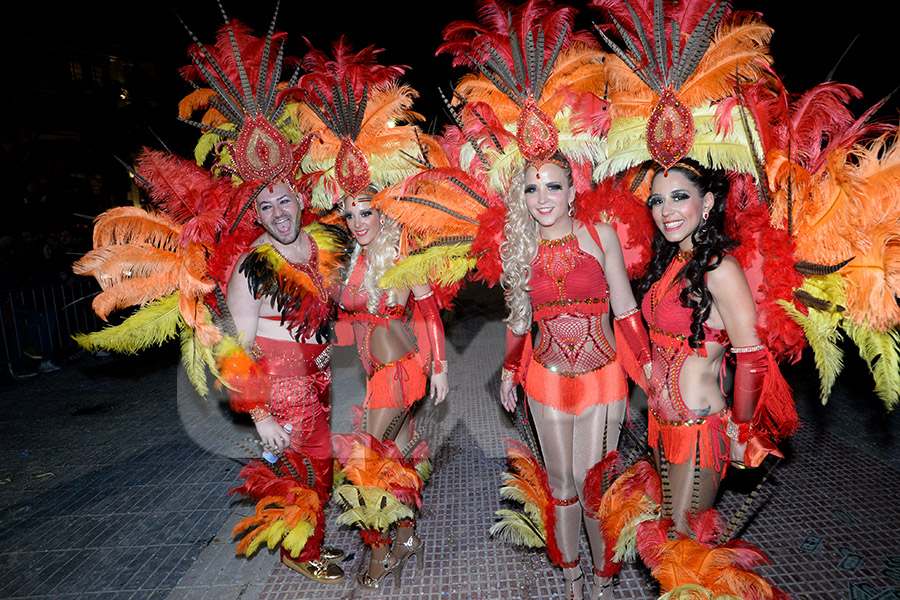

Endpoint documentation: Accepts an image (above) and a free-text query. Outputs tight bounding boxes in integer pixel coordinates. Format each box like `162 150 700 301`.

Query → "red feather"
179 20 299 98
294 37 406 104
437 0 591 75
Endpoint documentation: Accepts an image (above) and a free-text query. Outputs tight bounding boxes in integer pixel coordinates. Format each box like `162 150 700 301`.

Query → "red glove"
732 345 767 425
613 309 651 392
414 292 447 374
614 309 651 366
502 327 528 382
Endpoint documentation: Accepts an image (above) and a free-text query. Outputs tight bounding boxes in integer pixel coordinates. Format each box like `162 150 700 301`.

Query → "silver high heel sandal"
564 569 586 600
357 554 403 589
394 535 425 571
590 572 619 600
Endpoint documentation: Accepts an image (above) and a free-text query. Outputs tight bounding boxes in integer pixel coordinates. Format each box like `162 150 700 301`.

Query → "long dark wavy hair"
636 158 736 349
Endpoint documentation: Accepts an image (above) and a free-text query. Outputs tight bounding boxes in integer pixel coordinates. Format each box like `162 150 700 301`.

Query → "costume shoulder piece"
239 224 349 338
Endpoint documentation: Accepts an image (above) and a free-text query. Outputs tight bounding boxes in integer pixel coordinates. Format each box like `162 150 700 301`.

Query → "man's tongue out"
274 218 292 234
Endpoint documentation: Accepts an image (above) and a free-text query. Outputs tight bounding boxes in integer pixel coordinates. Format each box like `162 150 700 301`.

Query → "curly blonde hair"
500 171 539 335
345 212 402 313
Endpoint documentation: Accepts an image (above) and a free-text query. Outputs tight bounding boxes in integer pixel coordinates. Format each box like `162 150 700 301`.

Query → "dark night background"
1 1 896 265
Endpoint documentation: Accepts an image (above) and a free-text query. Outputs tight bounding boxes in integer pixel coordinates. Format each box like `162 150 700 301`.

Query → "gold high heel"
358 554 402 589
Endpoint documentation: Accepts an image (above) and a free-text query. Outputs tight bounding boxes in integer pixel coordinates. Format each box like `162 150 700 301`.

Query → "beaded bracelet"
614 306 641 320
249 407 271 423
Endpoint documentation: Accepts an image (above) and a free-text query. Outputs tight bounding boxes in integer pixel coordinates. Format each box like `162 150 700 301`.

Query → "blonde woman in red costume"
499 153 651 600
338 187 449 588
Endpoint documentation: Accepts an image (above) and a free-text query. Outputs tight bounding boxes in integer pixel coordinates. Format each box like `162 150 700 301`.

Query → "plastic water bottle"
261 423 293 463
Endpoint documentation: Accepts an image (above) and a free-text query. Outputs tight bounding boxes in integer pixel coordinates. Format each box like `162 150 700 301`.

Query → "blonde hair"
499 171 539 335
346 212 402 313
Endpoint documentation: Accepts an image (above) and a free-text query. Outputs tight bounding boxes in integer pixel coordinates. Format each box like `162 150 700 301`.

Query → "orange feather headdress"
591 0 774 180
288 38 435 208
437 0 609 193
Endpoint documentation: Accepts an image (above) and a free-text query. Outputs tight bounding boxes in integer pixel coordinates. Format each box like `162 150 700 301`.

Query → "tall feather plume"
74 293 183 354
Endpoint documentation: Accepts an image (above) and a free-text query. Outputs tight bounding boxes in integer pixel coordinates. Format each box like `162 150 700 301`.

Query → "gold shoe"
358 555 402 589
281 554 345 583
320 546 345 562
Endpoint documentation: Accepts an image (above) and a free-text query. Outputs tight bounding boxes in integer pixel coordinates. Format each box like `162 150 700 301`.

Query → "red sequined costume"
224 227 349 564
641 253 733 473
641 251 798 480
337 251 429 409
519 232 627 413
255 336 333 561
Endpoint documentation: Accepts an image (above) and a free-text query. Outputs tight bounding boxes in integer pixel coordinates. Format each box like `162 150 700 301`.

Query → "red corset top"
641 252 728 352
529 233 609 321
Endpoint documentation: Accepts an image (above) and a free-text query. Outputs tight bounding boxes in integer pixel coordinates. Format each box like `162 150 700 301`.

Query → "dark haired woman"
638 158 793 534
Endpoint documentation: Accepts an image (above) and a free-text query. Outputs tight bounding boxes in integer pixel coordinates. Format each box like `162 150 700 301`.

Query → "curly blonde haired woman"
337 187 449 589
499 154 650 600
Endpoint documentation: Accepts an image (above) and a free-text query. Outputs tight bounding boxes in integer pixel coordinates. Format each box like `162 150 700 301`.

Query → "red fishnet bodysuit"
640 253 729 421
530 233 613 377
339 252 412 377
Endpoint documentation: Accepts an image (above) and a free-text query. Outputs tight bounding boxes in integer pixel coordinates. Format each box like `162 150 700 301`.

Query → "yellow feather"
74 292 183 354
498 486 529 505
303 223 341 253
282 520 314 559
265 520 287 551
595 104 762 181
842 321 900 411
180 326 221 397
333 485 414 531
489 509 546 548
415 458 431 482
778 298 844 404
246 523 273 556
380 245 474 289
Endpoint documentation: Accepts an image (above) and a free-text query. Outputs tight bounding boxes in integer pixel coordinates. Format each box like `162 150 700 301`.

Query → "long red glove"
414 292 447 374
613 309 651 392
732 345 767 425
503 328 528 383
732 344 798 467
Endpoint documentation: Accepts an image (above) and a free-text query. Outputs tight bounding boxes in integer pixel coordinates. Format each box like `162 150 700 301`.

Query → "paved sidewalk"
1 284 898 599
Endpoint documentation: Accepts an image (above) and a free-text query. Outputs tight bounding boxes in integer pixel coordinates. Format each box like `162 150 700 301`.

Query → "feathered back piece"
591 0 773 179
177 5 311 186
370 143 504 293
437 0 608 193
289 38 432 208
766 82 900 408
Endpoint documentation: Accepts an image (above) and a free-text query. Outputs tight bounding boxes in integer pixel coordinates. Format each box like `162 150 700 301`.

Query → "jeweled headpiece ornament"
591 0 771 180
177 5 312 185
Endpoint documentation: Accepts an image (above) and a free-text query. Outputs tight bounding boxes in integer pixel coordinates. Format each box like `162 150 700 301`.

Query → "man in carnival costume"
183 16 352 583
75 10 350 584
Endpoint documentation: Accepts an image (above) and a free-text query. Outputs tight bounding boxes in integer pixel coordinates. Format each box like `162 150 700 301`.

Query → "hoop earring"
568 204 575 217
